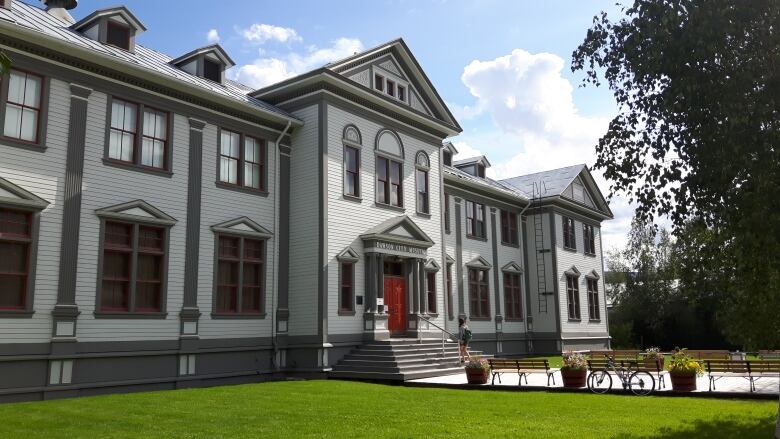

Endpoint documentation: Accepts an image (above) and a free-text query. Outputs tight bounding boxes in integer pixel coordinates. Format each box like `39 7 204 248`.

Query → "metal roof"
453 155 491 168
0 1 294 120
444 165 528 202
499 164 586 199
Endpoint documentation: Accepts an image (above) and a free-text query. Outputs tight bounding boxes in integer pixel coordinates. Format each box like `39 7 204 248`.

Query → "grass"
0 380 776 438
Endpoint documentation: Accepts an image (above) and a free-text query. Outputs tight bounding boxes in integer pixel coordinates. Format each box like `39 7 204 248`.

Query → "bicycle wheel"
587 370 612 394
629 371 655 396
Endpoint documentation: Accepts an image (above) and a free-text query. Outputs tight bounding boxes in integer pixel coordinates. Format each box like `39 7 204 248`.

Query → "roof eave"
443 171 529 204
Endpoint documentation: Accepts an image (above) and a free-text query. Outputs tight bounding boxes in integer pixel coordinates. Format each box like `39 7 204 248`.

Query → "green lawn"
0 380 775 438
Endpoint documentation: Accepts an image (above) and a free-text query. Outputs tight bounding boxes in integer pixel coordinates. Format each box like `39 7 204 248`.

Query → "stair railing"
418 314 458 356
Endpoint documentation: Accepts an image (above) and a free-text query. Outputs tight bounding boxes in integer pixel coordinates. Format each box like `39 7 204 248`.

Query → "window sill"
501 241 520 248
211 312 267 319
338 310 356 316
466 234 488 242
93 311 168 319
469 316 491 321
423 312 439 318
0 136 46 152
584 252 597 257
215 181 269 197
589 319 602 323
568 318 582 322
374 201 405 212
342 194 362 203
563 246 578 253
102 158 173 178
504 317 524 322
416 211 431 219
0 309 34 318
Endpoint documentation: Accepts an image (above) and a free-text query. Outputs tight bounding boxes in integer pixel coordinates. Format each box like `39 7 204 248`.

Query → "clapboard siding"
325 104 444 335
553 213 607 335
75 91 188 341
495 212 526 335
456 200 495 334
197 121 277 339
523 212 557 333
0 77 70 343
287 105 320 336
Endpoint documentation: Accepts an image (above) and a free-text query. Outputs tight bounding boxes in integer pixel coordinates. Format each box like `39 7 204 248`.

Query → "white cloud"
206 29 220 43
232 38 364 89
240 24 302 44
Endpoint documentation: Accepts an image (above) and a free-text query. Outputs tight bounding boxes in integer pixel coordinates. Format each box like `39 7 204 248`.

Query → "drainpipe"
518 199 532 340
271 120 292 369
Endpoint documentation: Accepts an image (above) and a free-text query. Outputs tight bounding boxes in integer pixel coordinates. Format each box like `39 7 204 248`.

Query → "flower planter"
465 368 489 384
644 357 664 370
560 368 587 388
670 372 697 392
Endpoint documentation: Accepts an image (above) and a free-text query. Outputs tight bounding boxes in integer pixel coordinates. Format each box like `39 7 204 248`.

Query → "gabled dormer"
170 44 236 85
71 6 147 53
453 155 491 179
442 141 458 167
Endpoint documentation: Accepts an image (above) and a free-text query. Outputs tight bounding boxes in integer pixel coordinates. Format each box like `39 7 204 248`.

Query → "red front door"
385 276 406 333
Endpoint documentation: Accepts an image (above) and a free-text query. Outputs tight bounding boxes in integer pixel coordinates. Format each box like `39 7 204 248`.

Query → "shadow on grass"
614 415 776 439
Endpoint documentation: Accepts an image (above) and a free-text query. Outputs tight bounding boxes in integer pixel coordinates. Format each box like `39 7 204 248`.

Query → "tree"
572 0 780 349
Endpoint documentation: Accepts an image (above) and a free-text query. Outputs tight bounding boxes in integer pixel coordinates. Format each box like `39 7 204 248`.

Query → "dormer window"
443 150 452 166
106 21 131 50
398 85 406 103
477 164 486 178
453 155 492 179
374 74 384 92
170 45 235 85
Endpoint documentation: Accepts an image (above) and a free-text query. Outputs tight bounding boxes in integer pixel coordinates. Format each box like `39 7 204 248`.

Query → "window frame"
216 127 268 195
94 219 171 319
0 207 41 317
203 58 223 83
415 151 430 216
103 95 174 177
425 271 437 314
374 73 385 92
587 277 600 321
211 233 268 318
444 193 451 233
375 155 404 209
106 20 132 51
343 144 361 199
468 267 490 320
338 261 356 315
445 262 454 320
583 223 596 256
566 274 581 321
563 216 577 251
465 200 487 240
503 271 523 321
500 210 519 246
0 67 50 152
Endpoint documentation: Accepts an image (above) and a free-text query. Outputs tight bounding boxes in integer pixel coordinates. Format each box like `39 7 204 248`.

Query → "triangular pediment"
95 200 177 225
170 44 235 69
445 254 456 264
563 167 613 218
211 216 273 238
466 256 492 269
585 270 600 280
502 262 524 274
0 176 49 210
360 215 434 248
565 266 581 277
424 258 441 272
337 246 360 262
326 39 461 131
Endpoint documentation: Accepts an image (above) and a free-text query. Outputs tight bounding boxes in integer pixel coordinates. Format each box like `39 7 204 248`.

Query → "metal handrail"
417 314 458 356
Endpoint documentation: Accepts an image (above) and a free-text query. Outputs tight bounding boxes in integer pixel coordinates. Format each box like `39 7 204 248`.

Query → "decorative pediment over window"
466 256 492 269
415 151 430 169
502 261 523 274
424 258 441 272
343 124 362 146
565 266 581 277
95 200 177 226
170 44 236 84
211 217 273 239
375 129 404 158
0 177 49 211
337 246 360 262
360 215 434 248
445 254 456 264
585 269 600 280
71 6 147 53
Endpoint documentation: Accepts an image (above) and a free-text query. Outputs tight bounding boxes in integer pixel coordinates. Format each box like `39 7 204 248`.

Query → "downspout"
271 120 292 369
517 200 532 340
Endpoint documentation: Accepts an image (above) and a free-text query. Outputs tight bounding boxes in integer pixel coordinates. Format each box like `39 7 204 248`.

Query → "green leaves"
0 50 10 76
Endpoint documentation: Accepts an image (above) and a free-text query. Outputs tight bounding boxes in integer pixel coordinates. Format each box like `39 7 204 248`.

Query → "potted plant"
644 347 665 369
560 352 588 388
668 348 704 392
464 356 490 384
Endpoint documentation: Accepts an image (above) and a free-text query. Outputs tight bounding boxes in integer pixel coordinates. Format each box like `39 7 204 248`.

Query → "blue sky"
29 0 632 251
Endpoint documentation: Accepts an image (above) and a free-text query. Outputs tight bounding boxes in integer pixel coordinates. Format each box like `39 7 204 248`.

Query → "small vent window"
203 59 222 83
106 21 131 50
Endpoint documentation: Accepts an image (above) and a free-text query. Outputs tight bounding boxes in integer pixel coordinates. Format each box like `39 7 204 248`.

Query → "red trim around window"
0 208 31 310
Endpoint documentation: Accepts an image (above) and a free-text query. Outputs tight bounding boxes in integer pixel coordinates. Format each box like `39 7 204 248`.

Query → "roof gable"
170 44 235 69
71 6 147 33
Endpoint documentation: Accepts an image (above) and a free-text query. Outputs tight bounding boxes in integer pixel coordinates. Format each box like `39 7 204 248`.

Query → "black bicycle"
587 356 655 396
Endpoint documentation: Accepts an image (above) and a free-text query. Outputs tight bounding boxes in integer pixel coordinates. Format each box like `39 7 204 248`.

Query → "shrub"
561 352 588 371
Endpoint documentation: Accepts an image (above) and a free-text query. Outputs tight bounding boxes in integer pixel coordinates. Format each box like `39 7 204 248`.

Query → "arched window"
415 151 430 215
375 129 404 208
343 125 362 199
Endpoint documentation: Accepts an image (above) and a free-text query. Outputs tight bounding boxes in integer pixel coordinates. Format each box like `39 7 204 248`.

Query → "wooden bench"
687 350 730 360
747 360 780 392
758 350 780 360
637 357 669 389
705 359 751 391
487 358 559 386
588 350 641 361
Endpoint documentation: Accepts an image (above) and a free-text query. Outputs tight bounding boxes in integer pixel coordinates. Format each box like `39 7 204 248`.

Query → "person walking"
458 317 472 364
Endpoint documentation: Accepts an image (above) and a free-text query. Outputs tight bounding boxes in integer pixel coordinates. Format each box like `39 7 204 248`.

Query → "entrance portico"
360 216 436 340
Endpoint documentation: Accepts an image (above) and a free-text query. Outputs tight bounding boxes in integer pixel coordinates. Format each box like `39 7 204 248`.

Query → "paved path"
409 370 780 396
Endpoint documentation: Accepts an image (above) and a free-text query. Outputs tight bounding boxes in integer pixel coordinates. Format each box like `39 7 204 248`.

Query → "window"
416 169 429 214
444 194 450 233
477 164 486 178
397 85 406 102
465 200 486 238
386 79 395 98
216 235 265 315
3 70 43 144
218 129 266 191
107 98 170 171
0 208 31 310
563 216 576 250
340 262 354 313
583 224 596 255
106 21 130 50
446 263 453 320
426 271 437 314
587 278 600 320
500 210 519 245
203 58 222 82
376 156 402 207
566 274 581 320
344 145 360 197
468 268 490 319
504 272 522 320
443 150 452 166
100 221 166 313
374 74 384 91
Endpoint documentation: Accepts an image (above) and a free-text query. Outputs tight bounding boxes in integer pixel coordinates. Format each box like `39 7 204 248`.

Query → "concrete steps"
329 338 485 381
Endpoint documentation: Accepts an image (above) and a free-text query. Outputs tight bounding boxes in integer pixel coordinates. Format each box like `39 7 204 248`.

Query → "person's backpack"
462 328 472 342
